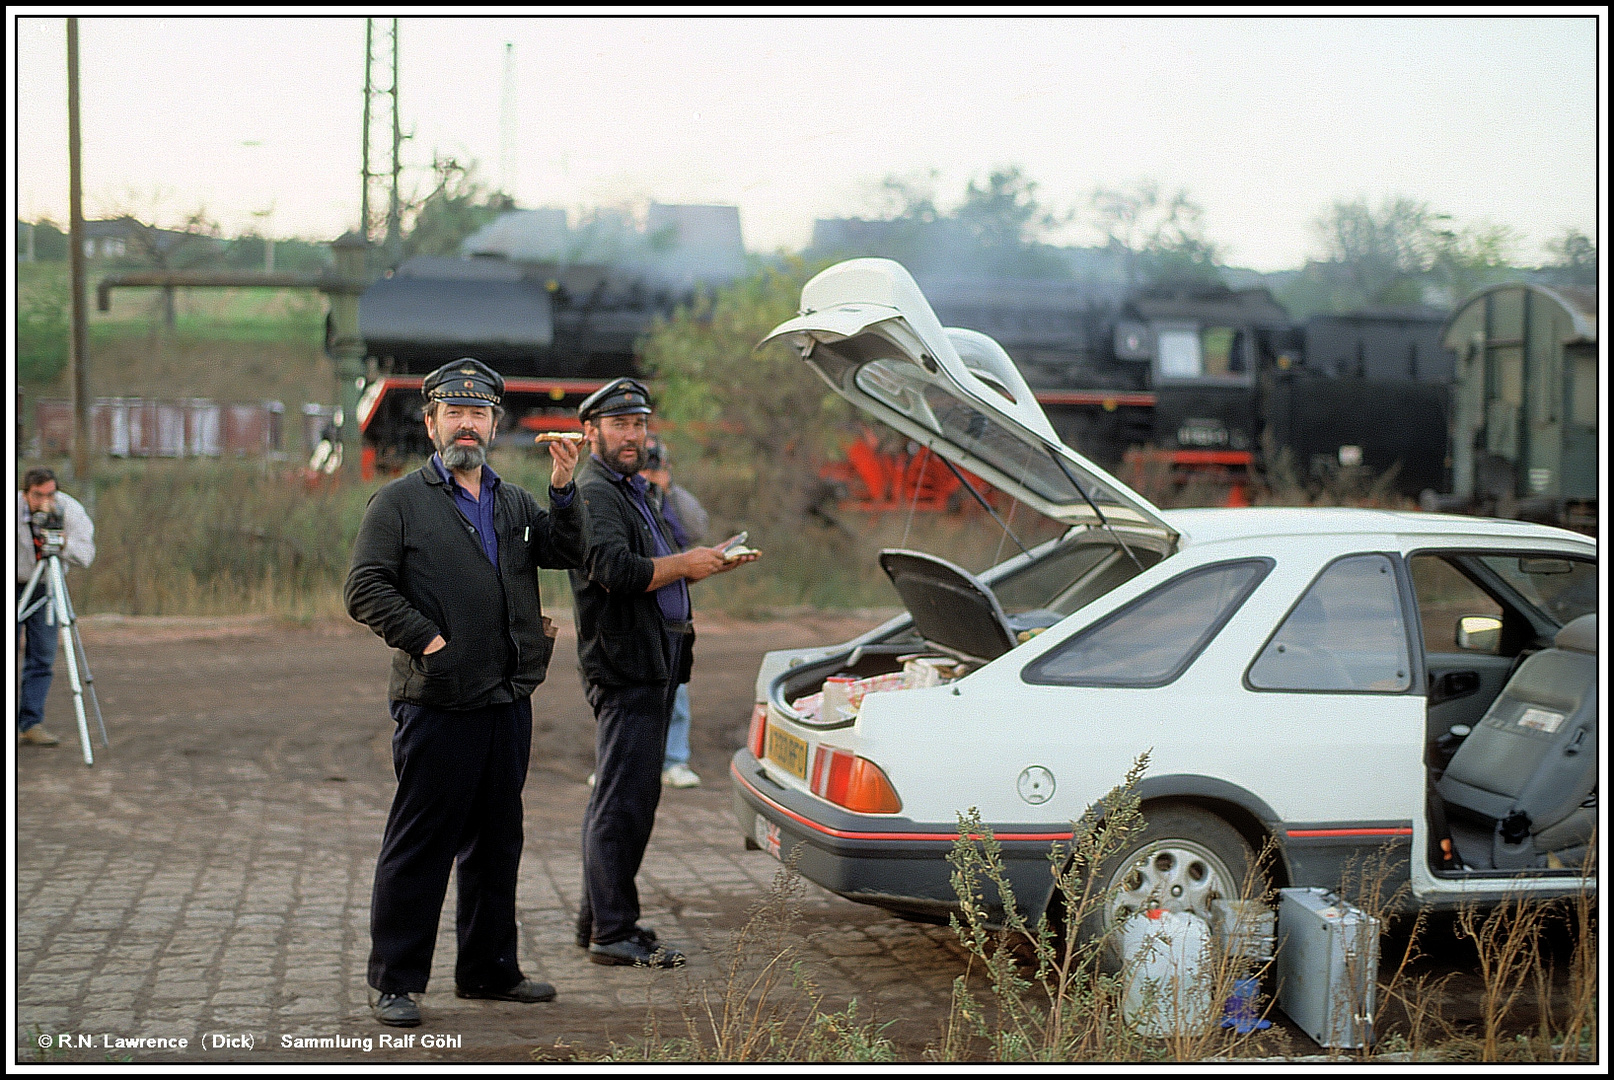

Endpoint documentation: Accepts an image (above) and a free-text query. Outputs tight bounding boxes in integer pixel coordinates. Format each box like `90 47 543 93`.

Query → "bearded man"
567 378 756 967
344 358 585 1026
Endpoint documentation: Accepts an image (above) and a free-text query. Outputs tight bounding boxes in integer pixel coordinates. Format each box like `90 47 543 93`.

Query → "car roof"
1158 506 1596 548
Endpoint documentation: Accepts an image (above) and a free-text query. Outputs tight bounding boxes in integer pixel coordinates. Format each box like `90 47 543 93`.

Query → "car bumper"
729 749 1072 922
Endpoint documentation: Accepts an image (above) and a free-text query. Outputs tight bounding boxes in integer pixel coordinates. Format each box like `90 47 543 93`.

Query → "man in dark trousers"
345 358 585 1027
569 378 756 967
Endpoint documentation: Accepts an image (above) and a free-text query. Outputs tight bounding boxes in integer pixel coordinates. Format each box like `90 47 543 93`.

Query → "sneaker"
19 727 61 747
374 992 421 1027
662 763 701 788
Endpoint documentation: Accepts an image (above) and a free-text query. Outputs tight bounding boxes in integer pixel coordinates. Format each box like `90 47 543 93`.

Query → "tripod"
17 549 108 766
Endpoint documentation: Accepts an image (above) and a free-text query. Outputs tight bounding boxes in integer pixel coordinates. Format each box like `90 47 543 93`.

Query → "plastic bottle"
1120 908 1215 1037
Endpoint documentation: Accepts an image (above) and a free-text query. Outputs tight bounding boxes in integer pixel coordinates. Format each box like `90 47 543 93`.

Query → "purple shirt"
433 454 501 566
432 454 575 568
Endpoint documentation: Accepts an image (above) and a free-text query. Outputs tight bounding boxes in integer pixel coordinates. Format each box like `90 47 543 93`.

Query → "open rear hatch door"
879 549 1065 664
761 258 1179 544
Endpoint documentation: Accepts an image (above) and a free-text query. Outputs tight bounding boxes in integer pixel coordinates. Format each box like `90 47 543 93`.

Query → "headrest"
1553 613 1597 655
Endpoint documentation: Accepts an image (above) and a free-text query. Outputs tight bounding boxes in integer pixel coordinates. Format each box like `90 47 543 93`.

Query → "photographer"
15 467 96 747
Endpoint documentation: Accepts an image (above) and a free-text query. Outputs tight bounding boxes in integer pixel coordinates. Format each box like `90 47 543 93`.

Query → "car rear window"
1247 554 1412 693
1022 559 1270 687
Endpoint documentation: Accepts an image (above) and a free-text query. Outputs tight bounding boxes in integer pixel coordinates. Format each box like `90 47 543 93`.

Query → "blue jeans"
17 582 59 733
662 683 691 769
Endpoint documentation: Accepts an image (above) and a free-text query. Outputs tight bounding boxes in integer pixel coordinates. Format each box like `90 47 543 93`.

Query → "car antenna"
936 452 1031 558
1045 446 1146 572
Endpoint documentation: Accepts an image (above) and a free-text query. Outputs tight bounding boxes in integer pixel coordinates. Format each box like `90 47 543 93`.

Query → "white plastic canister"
1120 908 1215 1037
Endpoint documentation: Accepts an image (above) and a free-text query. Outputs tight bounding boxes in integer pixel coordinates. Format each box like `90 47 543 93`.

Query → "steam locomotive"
348 256 1455 501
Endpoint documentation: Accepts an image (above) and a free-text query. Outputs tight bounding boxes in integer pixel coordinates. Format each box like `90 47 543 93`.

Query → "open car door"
761 258 1179 544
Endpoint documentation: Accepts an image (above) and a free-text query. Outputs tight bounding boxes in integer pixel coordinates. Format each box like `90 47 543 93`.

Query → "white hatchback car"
730 258 1599 935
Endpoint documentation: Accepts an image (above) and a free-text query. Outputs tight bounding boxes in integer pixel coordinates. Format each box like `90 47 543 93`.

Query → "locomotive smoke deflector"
761 258 1180 543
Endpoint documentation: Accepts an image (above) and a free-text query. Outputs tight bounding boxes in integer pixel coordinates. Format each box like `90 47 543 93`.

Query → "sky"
10 12 1604 272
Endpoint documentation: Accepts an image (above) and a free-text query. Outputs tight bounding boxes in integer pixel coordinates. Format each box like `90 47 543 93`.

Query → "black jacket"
345 463 586 709
569 460 695 688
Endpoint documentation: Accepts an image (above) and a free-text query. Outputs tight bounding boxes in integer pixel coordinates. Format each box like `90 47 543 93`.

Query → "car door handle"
1429 670 1481 704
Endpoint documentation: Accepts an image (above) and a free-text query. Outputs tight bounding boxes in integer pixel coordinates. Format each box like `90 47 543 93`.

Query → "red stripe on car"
732 761 1074 843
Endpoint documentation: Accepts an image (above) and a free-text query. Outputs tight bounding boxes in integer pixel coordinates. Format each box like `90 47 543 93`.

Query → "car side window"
1023 559 1270 688
1248 554 1411 693
1409 555 1503 656
1477 555 1597 626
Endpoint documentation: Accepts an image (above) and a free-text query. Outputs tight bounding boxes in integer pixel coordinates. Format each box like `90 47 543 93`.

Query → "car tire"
1064 804 1265 970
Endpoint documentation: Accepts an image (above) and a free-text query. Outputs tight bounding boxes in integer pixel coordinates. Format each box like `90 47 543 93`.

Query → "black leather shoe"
589 934 684 968
454 978 556 1003
578 923 658 950
374 992 421 1027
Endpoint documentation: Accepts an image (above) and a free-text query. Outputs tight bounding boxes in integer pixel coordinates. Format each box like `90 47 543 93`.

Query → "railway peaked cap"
424 358 504 406
578 377 653 422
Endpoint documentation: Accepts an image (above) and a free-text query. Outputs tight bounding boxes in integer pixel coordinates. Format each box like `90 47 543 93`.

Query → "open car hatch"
761 258 1179 542
879 549 1062 664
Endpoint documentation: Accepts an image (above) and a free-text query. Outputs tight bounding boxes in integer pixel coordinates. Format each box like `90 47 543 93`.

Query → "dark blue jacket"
569 459 695 688
345 463 585 708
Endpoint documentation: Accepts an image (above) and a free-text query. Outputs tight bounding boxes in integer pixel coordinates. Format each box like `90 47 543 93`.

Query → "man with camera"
15 467 96 747
344 358 585 1028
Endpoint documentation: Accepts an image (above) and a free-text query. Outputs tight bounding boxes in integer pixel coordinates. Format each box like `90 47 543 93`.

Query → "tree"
1541 228 1597 290
19 219 69 261
401 156 515 261
17 271 69 385
1090 181 1223 288
110 207 227 327
1310 196 1516 309
639 258 852 530
821 166 1070 278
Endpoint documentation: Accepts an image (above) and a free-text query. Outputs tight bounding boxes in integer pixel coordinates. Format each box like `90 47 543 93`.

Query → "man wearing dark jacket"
345 358 585 1027
569 378 755 967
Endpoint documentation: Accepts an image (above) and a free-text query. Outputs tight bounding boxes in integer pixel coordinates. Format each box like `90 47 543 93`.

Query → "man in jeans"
16 467 96 747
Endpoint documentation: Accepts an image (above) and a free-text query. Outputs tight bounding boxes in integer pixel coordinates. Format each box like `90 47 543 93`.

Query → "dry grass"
585 857 896 1064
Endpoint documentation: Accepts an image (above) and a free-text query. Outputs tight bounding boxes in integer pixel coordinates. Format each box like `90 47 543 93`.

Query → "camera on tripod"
30 508 67 557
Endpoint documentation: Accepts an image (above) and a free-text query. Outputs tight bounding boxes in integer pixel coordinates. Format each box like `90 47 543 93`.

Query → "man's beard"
594 432 642 475
436 427 488 471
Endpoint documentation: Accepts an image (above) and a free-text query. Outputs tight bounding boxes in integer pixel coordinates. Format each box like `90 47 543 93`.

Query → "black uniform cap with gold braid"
577 377 653 422
423 358 505 406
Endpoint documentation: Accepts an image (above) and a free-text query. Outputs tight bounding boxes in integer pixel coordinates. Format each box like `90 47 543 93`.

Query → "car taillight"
809 745 902 814
747 703 767 760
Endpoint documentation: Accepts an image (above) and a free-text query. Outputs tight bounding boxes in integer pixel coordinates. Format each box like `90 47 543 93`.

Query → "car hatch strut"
1045 446 1145 572
936 453 1030 558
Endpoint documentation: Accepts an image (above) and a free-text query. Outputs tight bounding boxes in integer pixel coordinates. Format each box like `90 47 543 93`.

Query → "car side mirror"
1456 615 1502 653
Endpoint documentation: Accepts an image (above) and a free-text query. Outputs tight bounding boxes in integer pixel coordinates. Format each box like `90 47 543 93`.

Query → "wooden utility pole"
66 18 90 477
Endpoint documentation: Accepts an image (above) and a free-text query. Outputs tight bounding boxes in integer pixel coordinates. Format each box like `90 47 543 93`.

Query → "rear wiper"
1045 446 1145 572
937 453 1030 558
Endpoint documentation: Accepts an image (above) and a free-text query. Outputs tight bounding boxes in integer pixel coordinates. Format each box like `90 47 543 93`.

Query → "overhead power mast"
499 42 518 197
362 17 403 268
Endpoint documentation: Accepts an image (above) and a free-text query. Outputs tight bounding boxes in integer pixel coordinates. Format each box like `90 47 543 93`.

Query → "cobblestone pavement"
13 614 1582 1065
13 613 970 1065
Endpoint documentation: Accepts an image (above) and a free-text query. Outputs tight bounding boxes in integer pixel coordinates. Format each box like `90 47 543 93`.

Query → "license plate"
765 724 809 780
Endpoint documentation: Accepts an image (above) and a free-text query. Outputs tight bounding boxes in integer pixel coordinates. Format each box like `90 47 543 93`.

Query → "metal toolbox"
1274 887 1380 1049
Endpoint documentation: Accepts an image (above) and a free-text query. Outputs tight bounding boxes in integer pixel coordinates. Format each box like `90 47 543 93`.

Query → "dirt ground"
13 612 1591 1065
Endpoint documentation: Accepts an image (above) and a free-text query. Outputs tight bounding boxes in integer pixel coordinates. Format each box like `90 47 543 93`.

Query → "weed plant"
588 856 896 1063
931 753 1284 1063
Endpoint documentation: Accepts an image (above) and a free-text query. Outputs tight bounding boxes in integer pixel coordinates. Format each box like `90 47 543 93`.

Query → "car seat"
1436 613 1597 870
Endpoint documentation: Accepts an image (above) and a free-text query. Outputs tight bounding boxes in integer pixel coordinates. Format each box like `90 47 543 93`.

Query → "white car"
730 258 1598 936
